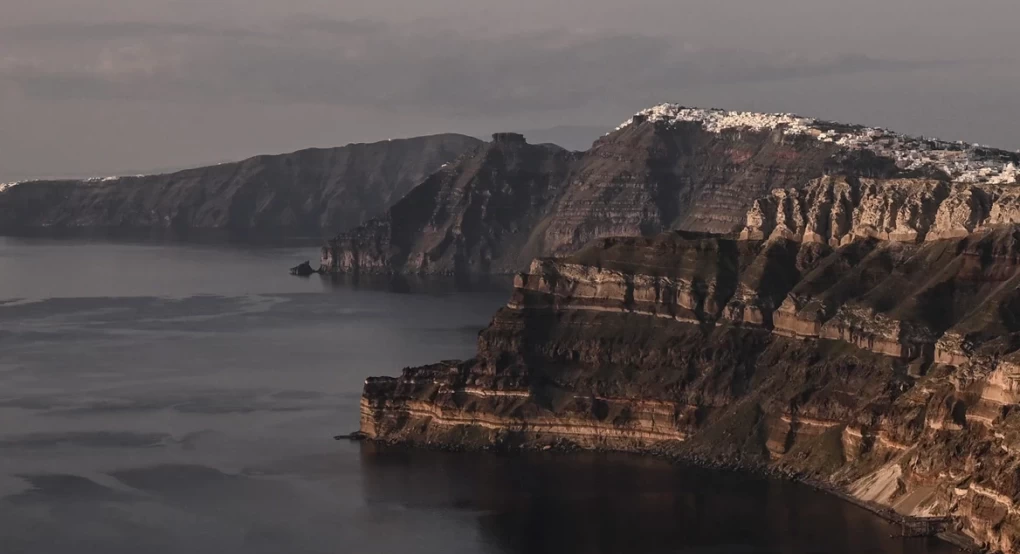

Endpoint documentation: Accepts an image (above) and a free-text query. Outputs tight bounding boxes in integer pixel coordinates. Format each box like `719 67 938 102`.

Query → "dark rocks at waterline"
289 261 321 277
334 431 368 441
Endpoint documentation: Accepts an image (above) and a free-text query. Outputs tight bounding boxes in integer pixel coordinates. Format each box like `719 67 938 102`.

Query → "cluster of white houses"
621 103 1020 185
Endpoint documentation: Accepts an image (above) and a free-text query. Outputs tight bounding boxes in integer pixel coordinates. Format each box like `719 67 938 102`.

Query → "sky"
1 0 1018 180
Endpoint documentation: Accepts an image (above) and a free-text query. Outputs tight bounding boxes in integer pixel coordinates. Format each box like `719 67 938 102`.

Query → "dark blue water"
0 237 956 553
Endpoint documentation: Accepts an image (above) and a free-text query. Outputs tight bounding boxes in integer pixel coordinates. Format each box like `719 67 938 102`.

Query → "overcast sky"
2 0 1018 180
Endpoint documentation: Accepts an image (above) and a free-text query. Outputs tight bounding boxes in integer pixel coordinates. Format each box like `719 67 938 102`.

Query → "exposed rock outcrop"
324 104 1019 276
360 226 1020 552
0 134 482 233
738 176 1020 246
289 261 319 276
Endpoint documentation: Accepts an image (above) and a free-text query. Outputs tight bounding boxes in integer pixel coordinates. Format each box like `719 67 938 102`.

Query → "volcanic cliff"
0 134 481 234
357 105 1020 552
322 105 1019 275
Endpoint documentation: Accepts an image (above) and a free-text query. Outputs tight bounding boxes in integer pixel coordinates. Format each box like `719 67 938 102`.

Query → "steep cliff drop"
323 104 1019 276
359 173 1020 551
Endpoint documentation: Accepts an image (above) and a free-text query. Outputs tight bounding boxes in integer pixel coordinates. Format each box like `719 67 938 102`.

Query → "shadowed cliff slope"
0 134 482 234
321 133 577 275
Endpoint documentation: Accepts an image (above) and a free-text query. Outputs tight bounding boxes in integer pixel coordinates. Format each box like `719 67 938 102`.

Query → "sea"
0 235 958 554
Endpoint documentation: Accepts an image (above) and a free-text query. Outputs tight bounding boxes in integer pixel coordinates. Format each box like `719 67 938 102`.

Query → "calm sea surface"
0 236 956 553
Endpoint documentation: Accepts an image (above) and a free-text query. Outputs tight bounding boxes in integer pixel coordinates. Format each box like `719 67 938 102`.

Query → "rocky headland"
0 134 481 234
355 104 1020 553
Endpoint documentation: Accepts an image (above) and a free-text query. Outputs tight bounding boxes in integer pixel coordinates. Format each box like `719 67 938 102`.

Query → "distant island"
0 134 481 235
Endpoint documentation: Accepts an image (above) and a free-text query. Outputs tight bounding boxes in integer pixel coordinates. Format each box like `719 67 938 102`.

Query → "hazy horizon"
2 0 1018 180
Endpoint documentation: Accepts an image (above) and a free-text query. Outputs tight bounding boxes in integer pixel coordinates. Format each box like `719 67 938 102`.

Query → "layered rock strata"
361 227 1020 552
739 176 1020 246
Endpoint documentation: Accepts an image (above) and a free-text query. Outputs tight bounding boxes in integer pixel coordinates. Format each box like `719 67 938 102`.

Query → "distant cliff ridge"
323 104 1019 276
0 134 482 233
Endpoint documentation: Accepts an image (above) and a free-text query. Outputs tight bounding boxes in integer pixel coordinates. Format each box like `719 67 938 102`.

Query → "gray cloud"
1 1 1018 180
284 16 386 37
0 20 939 117
1 21 267 41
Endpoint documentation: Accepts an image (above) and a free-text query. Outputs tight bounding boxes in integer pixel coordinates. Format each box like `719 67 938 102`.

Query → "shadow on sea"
317 272 514 295
357 443 957 554
0 226 329 248
2 226 514 295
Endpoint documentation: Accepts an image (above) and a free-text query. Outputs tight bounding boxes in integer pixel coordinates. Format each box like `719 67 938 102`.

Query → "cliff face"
361 225 1020 552
533 118 847 254
322 133 577 275
323 122 850 274
324 104 1018 275
0 134 481 233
